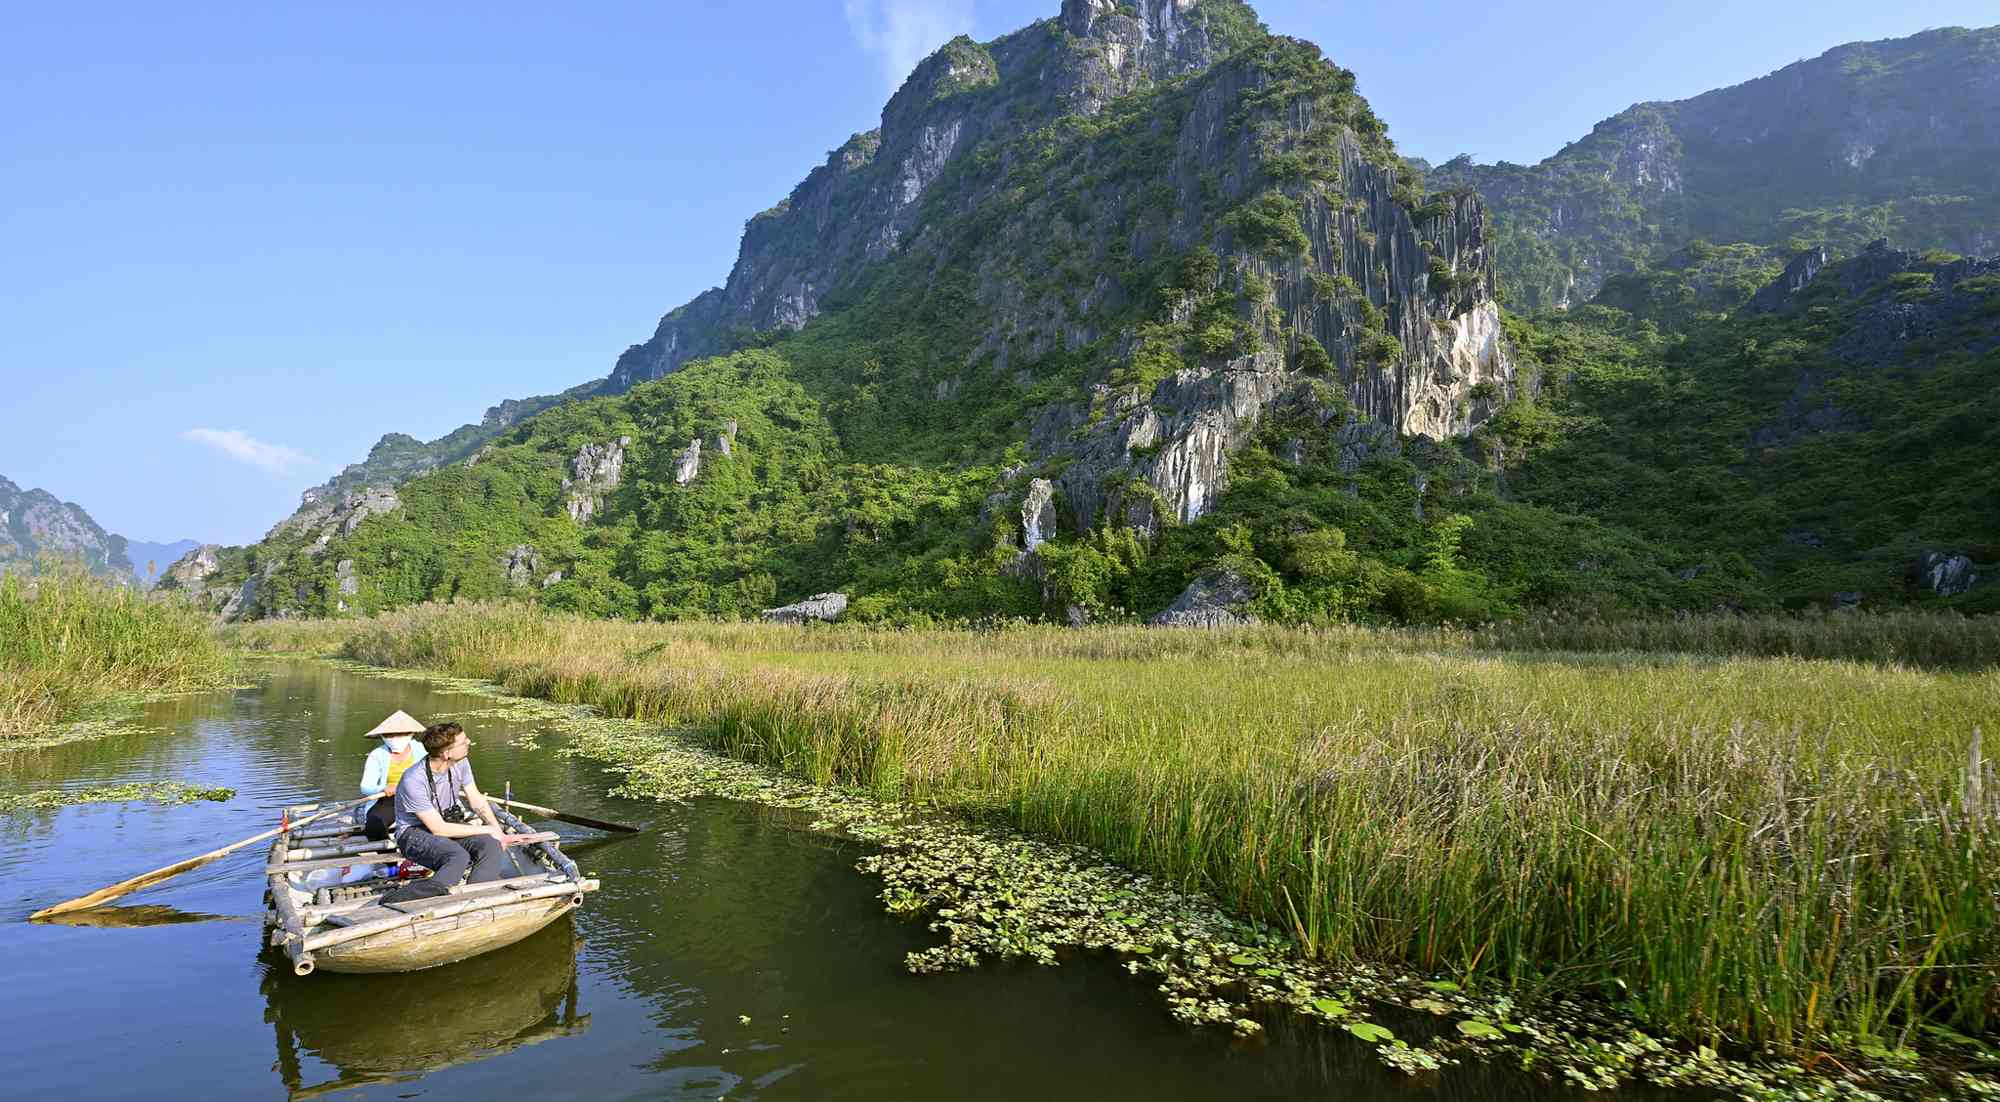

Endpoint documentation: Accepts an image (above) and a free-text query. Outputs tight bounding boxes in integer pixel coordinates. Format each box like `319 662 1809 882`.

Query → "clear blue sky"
4 0 1992 546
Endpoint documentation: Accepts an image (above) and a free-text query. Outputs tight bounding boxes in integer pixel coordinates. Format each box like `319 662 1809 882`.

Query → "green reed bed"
229 603 1999 1053
0 566 230 743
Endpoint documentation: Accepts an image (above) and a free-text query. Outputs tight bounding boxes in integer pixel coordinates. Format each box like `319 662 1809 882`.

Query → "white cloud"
180 428 317 475
844 0 975 93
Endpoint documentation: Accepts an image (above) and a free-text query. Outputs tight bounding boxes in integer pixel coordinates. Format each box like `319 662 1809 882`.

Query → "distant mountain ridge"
0 476 132 579
1426 25 2000 307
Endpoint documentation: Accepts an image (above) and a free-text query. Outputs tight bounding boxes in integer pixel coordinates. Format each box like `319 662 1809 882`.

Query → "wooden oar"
29 796 371 920
492 796 640 834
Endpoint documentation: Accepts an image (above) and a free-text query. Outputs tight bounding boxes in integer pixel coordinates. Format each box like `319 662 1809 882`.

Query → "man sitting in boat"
382 721 521 903
358 710 426 842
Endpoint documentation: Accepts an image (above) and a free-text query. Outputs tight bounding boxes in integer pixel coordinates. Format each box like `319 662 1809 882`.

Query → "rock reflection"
262 918 588 1099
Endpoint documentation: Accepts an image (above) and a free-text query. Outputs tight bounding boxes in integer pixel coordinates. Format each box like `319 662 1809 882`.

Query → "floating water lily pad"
1411 997 1453 1014
1424 980 1461 993
1346 1022 1394 1044
1229 954 1257 966
1312 998 1348 1017
1458 1019 1504 1039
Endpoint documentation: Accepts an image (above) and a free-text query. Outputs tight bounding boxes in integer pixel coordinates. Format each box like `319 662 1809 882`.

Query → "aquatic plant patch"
0 782 237 815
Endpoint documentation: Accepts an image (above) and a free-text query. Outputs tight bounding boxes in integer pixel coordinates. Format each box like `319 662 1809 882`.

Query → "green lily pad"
1424 980 1461 993
1411 997 1453 1014
1500 1022 1526 1034
1229 954 1257 966
1128 945 1153 954
1458 1019 1504 1039
1312 998 1348 1017
1346 1022 1395 1044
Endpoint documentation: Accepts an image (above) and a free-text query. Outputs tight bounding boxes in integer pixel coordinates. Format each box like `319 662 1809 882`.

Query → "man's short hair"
421 722 464 757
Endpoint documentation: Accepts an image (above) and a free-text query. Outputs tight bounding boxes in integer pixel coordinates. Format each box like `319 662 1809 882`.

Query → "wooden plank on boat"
266 852 407 876
285 839 397 862
303 880 591 953
314 873 568 926
270 831 558 874
300 871 566 925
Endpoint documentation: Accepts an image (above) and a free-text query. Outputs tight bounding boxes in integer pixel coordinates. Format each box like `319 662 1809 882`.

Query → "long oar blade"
29 797 369 920
493 796 640 834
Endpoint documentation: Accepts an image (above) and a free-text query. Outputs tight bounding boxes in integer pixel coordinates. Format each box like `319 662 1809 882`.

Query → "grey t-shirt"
392 758 476 838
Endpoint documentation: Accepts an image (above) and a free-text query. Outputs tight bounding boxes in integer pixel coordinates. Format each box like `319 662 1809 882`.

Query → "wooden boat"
264 800 598 976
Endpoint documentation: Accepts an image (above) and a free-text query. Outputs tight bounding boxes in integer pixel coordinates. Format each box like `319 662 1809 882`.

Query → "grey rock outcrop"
1021 479 1057 549
1915 552 1979 597
1744 246 1831 314
1149 570 1258 628
673 439 703 486
563 437 631 523
164 545 222 590
268 484 401 553
500 545 541 588
762 592 849 624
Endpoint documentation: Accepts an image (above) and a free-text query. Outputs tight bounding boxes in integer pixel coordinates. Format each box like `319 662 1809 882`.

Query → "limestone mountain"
166 0 1514 622
165 1 1995 625
0 476 133 579
1427 25 2000 308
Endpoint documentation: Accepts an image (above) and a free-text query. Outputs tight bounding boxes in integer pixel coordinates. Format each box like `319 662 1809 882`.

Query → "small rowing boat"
263 799 598 976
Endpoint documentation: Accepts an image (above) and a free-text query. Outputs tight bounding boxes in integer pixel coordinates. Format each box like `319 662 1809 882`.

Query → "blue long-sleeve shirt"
359 743 426 797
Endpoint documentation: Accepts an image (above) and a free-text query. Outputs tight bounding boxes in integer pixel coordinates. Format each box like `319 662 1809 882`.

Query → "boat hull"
310 894 580 974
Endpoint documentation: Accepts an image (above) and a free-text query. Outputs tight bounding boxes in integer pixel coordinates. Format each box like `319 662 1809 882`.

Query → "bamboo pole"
491 796 640 834
267 833 555 875
299 871 568 925
284 838 397 861
30 796 372 919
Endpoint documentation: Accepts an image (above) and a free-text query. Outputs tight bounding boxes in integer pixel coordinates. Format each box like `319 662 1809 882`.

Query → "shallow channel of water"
0 660 1694 1100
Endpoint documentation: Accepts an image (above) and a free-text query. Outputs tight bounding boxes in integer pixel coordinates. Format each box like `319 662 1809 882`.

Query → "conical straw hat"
363 710 427 738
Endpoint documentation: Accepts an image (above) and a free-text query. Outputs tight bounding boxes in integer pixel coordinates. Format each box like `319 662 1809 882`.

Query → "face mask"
384 736 411 754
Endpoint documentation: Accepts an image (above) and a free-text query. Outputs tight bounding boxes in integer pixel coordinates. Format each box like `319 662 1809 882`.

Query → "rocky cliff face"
608 0 1263 393
0 476 132 579
1429 25 2000 307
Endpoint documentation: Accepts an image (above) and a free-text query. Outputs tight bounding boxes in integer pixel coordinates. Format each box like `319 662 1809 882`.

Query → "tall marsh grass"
231 604 2000 1048
0 565 230 742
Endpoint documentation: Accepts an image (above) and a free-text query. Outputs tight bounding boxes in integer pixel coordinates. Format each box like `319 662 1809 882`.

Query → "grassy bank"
230 604 1998 1053
0 567 231 744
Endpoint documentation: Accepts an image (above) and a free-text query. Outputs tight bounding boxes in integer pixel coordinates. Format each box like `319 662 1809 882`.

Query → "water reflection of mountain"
261 918 588 1099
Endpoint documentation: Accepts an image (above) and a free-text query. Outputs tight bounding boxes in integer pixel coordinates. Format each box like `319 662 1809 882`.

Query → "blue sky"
4 0 1993 546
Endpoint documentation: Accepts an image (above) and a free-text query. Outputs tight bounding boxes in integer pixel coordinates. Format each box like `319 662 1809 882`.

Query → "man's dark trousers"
389 828 508 901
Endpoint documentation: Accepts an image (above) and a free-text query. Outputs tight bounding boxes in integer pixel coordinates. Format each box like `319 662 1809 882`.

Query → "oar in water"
29 796 372 920
492 796 640 834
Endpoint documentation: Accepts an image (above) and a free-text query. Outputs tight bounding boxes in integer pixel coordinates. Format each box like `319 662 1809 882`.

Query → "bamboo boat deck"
264 801 598 976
